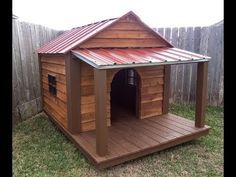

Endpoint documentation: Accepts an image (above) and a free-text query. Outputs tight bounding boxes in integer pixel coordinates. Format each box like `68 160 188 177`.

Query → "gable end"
77 12 173 49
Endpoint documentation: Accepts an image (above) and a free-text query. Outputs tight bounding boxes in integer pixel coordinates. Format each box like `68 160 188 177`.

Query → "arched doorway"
110 68 140 123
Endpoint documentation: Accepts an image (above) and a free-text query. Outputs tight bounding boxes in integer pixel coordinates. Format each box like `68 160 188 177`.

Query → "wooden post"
66 54 81 134
195 62 208 128
94 68 108 156
163 65 171 114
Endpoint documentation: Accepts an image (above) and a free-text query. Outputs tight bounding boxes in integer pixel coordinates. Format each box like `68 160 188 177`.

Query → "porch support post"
66 54 81 134
195 61 208 128
163 65 171 114
94 68 108 156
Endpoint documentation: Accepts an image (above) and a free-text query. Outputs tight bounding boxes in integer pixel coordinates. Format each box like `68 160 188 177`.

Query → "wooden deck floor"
65 113 210 169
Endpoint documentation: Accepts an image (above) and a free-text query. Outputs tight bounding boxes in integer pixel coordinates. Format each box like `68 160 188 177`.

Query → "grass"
13 104 223 177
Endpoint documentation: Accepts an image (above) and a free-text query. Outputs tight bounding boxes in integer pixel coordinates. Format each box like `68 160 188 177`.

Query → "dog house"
37 11 210 169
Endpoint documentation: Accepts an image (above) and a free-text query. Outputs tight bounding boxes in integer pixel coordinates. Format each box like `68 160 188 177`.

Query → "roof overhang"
72 47 210 70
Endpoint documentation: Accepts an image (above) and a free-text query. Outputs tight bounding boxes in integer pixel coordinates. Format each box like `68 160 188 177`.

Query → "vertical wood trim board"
66 54 81 133
195 62 208 127
163 65 171 114
94 69 108 156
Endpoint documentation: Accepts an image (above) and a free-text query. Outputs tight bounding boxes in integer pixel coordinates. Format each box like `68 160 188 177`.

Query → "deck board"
47 112 210 169
149 117 191 135
112 122 151 149
122 120 167 143
144 118 183 137
109 128 140 152
115 121 159 147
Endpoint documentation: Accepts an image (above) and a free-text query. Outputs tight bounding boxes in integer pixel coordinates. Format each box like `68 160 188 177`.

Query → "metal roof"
72 47 210 69
37 11 173 54
37 18 117 54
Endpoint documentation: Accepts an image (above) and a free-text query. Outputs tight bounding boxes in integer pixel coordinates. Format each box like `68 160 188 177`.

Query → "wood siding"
80 61 111 132
40 55 68 128
107 66 164 121
41 58 165 132
136 66 164 119
78 16 167 48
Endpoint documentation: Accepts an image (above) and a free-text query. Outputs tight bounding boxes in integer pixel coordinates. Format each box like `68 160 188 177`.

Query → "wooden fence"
12 19 63 125
12 19 223 125
154 22 224 106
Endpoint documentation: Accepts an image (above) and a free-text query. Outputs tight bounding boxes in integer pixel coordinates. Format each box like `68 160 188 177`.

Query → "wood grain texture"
94 69 108 156
162 65 171 114
66 56 81 134
41 56 65 65
79 19 167 48
40 55 68 128
136 66 164 119
48 112 209 169
79 38 167 48
195 62 208 128
81 119 111 132
156 24 223 106
79 62 111 132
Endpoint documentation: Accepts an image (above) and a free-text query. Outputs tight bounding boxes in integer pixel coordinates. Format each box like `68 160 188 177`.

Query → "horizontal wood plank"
44 103 67 128
43 93 67 115
109 22 152 31
140 109 162 119
141 85 164 95
137 65 164 71
79 38 166 48
95 30 156 39
141 93 163 103
139 69 164 78
81 76 94 86
81 119 111 132
141 100 162 110
41 62 65 75
141 77 164 87
81 85 94 96
42 69 66 84
42 79 66 94
43 88 67 102
81 95 95 105
41 57 65 65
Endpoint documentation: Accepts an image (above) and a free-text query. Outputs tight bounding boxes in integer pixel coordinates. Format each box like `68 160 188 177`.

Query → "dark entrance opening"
111 69 140 123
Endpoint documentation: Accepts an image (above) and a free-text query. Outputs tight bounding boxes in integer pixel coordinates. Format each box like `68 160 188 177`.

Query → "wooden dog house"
37 11 210 169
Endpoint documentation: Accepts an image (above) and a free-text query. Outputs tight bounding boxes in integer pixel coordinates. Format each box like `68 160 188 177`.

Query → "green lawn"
13 104 223 177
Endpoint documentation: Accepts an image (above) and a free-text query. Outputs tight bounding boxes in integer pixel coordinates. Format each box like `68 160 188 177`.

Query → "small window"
48 74 57 96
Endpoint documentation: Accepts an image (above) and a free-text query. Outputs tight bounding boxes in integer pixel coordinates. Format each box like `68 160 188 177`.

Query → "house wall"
78 16 168 48
80 61 111 132
40 55 68 128
108 66 165 120
79 60 165 132
136 66 164 119
40 55 165 132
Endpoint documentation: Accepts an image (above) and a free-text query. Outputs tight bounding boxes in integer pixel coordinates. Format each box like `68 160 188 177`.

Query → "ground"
13 104 223 177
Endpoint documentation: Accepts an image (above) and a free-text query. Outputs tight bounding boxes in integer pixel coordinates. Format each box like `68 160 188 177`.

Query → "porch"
67 113 210 169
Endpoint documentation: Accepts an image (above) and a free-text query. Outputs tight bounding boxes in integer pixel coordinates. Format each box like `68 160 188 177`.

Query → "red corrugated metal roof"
71 47 210 69
37 11 173 54
37 18 118 54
